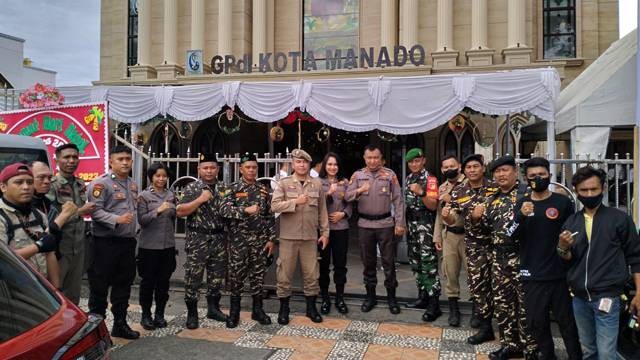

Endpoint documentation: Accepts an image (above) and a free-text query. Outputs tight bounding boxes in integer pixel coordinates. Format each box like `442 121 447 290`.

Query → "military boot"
467 318 496 345
305 296 323 323
206 294 228 322
405 289 428 309
226 295 242 328
422 295 442 322
361 285 377 312
185 300 199 329
320 288 331 315
387 287 401 314
153 302 168 328
469 302 481 328
112 318 140 339
335 284 348 314
140 303 156 330
448 297 461 327
277 297 290 325
251 294 272 325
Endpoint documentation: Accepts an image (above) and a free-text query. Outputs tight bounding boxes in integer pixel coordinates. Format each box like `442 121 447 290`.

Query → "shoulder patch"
92 184 104 198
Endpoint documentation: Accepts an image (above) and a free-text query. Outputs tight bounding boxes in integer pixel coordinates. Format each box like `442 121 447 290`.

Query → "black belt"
93 236 136 243
445 226 465 235
188 227 224 235
359 212 391 221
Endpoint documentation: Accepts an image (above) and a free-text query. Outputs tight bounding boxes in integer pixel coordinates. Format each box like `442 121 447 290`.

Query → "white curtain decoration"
58 68 559 134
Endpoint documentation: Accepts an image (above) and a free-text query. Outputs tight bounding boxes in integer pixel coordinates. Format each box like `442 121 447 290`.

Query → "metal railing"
0 88 23 111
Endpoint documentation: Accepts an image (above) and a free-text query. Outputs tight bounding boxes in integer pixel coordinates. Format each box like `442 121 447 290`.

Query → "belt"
359 212 391 221
93 236 136 243
188 227 224 235
445 226 465 235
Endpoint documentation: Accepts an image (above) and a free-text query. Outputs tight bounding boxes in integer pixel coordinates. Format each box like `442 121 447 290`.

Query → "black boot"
469 301 481 328
467 317 496 345
386 287 401 314
277 297 290 325
405 289 428 309
448 297 461 327
361 285 377 312
251 294 272 325
111 318 140 339
185 300 199 329
320 288 331 315
335 284 348 314
206 295 228 322
489 347 524 360
153 302 168 328
422 295 442 322
226 295 241 328
140 304 156 330
305 296 323 323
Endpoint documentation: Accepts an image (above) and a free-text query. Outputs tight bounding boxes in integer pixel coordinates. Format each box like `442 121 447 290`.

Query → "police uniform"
222 153 275 328
48 173 87 304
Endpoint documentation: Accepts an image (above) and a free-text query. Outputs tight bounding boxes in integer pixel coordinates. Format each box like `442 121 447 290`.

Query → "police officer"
345 145 405 314
434 155 466 326
271 149 329 325
402 148 441 321
475 156 537 359
87 145 139 339
49 143 96 304
176 153 229 329
222 152 276 328
445 154 496 343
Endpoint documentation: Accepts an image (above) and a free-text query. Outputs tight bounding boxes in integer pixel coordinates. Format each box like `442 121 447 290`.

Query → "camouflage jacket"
179 180 230 232
481 180 530 247
450 178 497 241
222 178 275 242
404 169 437 225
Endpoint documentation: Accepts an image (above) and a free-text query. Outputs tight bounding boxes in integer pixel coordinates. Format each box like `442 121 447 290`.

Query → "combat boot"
405 289 428 309
361 285 377 312
206 294 228 322
185 300 199 329
226 295 241 328
153 302 168 328
277 297 290 325
386 287 401 314
422 295 442 322
251 294 272 325
111 318 140 339
140 303 156 330
489 347 524 360
469 302 481 328
320 288 331 315
335 284 348 314
467 317 496 345
305 296 323 323
448 297 461 327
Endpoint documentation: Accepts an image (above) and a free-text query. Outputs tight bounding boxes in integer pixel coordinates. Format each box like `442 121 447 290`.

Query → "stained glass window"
543 0 576 59
303 0 359 64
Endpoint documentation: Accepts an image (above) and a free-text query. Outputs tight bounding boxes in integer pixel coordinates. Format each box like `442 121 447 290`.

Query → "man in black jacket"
558 166 640 360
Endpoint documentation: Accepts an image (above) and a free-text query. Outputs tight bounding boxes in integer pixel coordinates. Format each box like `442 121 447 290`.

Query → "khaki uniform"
345 167 404 289
434 174 467 298
271 175 329 297
48 174 87 304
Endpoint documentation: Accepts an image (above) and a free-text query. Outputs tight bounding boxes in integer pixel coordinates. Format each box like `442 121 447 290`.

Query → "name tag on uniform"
235 192 248 198
114 192 126 200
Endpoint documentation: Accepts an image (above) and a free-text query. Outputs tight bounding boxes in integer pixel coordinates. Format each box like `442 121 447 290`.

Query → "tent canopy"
59 68 559 135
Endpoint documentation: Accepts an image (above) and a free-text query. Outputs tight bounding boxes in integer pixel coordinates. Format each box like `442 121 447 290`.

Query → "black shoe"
524 351 540 360
489 347 524 360
335 284 348 314
467 318 496 345
111 320 140 339
305 296 323 323
405 289 428 309
422 295 442 322
361 286 377 312
320 290 331 314
206 295 228 322
469 302 481 329
277 297 290 325
251 294 272 325
140 308 156 331
226 295 241 328
153 302 168 328
386 287 401 315
447 297 461 327
185 300 199 329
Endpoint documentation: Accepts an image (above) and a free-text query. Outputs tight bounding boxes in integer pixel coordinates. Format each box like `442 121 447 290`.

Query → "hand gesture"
116 212 134 224
630 294 640 316
442 203 452 218
558 230 576 251
244 204 260 215
357 180 370 194
157 201 172 214
434 240 443 252
61 201 78 217
263 241 275 256
409 183 423 196
295 194 309 205
394 226 406 236
317 235 329 250
198 189 213 203
329 211 345 224
439 193 452 204
521 201 534 217
471 204 485 221
327 183 338 195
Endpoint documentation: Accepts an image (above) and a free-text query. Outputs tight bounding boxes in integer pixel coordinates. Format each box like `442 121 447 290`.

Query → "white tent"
555 29 637 157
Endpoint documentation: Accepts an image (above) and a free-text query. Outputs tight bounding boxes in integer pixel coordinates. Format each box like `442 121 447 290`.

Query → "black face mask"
444 169 459 180
578 193 603 209
528 176 550 192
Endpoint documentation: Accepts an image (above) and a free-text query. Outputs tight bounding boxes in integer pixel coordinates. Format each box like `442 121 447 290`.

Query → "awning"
59 67 559 135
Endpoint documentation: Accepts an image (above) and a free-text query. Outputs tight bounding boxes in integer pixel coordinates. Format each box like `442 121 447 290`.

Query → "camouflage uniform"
222 178 275 296
404 169 441 296
179 180 230 302
481 181 536 353
450 178 496 319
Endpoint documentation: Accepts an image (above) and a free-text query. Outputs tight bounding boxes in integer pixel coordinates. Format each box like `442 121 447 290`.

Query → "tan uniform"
434 174 467 298
271 175 329 297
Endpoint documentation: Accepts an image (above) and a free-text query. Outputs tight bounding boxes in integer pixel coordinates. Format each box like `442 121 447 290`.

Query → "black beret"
462 154 484 167
489 155 516 172
199 153 218 163
240 152 257 164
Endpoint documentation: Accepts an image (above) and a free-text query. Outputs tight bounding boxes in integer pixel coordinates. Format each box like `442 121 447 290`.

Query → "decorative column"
129 0 156 80
400 0 418 47
466 0 494 66
432 0 458 69
218 0 233 57
252 0 267 67
188 0 210 73
380 0 398 49
156 0 184 79
267 0 275 54
502 0 532 65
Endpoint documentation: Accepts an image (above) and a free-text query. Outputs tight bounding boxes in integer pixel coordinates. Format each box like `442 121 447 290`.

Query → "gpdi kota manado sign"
0 102 109 182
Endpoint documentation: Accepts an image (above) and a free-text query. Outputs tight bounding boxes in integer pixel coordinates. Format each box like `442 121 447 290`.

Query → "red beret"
0 163 33 183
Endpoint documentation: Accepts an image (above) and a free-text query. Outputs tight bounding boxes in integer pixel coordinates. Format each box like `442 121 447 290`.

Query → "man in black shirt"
512 157 582 360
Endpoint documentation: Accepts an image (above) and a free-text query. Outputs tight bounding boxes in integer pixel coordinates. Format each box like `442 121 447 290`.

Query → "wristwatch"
556 246 570 257
34 239 44 252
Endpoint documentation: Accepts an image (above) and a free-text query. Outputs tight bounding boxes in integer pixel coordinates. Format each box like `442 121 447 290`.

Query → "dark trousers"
319 229 349 291
137 247 177 310
88 237 136 321
523 280 583 360
359 227 397 288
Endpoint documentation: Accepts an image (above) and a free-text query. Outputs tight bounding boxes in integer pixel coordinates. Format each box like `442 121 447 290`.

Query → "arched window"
440 115 475 162
543 0 576 59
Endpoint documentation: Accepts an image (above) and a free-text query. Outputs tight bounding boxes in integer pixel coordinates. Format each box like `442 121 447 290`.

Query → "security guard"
345 145 405 314
87 145 139 340
176 153 230 329
222 153 276 328
49 143 96 304
402 148 441 322
271 148 329 325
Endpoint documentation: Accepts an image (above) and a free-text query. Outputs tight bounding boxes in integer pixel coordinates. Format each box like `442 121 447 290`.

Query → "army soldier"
445 154 497 344
345 145 405 314
49 143 96 304
87 146 140 339
271 149 329 325
434 155 466 327
474 156 537 359
176 153 230 329
222 153 276 328
402 148 441 321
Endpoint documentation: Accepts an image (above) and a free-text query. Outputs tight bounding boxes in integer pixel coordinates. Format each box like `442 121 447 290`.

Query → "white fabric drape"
58 68 559 134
